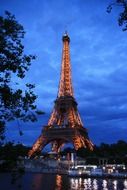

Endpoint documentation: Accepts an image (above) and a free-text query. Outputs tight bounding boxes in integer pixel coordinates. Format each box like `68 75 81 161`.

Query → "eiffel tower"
28 32 93 157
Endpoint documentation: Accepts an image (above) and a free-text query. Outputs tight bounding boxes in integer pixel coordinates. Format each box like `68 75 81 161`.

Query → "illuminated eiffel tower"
28 32 93 157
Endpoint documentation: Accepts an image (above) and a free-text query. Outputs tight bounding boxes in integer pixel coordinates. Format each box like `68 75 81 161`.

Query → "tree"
0 11 43 140
107 0 127 31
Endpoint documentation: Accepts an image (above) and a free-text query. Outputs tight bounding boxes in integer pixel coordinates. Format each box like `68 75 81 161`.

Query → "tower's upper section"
58 32 74 97
62 32 70 42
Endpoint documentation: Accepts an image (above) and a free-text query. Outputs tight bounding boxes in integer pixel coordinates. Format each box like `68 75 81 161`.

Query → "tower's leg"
51 140 64 153
72 136 94 151
28 135 48 157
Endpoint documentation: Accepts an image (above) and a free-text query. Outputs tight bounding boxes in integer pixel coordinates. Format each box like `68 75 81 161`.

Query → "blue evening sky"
0 0 127 146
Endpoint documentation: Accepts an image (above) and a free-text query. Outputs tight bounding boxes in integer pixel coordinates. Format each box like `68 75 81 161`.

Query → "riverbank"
1 158 126 179
23 158 127 179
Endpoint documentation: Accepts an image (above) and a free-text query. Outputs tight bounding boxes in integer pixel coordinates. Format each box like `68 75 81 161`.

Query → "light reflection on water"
0 173 127 190
124 180 127 189
56 174 62 190
102 179 108 190
69 177 127 190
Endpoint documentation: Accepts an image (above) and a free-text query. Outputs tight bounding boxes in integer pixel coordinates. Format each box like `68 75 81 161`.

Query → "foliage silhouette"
0 11 44 140
107 0 127 31
76 140 127 164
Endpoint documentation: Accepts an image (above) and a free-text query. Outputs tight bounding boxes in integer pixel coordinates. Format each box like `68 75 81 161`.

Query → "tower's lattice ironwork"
28 33 93 157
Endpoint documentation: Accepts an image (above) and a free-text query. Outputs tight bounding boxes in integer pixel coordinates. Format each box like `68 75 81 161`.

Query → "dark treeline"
0 140 127 159
77 140 127 158
0 142 29 160
0 142 29 171
0 140 127 167
62 140 127 165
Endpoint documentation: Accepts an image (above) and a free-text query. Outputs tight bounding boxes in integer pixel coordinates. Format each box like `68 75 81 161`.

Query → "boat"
68 166 90 177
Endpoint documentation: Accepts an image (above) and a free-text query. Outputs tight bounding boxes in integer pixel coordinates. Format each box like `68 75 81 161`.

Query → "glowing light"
93 179 98 190
124 180 127 188
102 180 108 190
55 175 62 190
113 180 117 190
58 38 73 97
28 33 93 157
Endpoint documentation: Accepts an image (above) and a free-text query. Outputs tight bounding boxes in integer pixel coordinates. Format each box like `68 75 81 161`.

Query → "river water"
0 173 127 190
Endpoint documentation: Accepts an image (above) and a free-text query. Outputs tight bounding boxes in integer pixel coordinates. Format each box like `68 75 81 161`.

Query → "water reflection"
70 177 127 190
124 180 127 190
0 173 127 190
113 180 117 190
32 173 56 190
70 178 93 190
70 178 78 189
102 179 108 190
56 174 62 190
93 179 98 190
32 174 43 190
